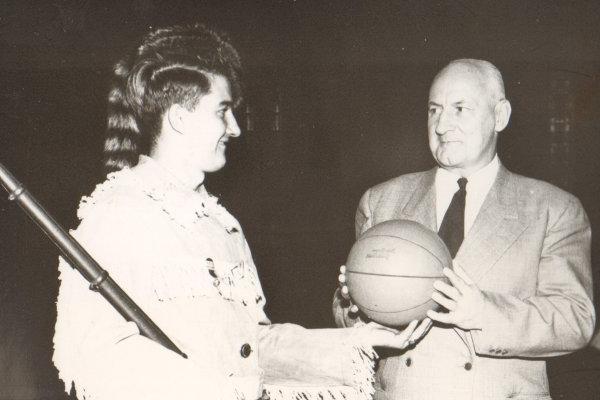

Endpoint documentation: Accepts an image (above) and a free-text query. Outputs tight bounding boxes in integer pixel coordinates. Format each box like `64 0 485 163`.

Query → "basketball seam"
355 233 448 267
347 271 444 278
357 297 435 314
349 228 446 320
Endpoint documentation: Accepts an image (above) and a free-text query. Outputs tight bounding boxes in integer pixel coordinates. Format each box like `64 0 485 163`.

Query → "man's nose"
226 113 241 137
435 109 454 135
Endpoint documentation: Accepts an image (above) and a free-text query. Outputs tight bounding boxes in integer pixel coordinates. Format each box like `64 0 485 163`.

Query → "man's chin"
435 152 464 169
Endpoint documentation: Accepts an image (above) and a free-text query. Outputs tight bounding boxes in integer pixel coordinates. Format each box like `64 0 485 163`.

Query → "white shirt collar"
463 155 500 193
434 155 500 234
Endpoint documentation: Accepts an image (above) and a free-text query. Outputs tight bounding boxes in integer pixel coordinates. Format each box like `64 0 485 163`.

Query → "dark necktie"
438 177 468 258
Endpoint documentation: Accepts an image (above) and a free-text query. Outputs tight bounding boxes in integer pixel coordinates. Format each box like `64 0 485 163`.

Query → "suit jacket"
334 165 595 400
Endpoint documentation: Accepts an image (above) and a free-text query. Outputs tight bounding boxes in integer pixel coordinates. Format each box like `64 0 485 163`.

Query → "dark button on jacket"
240 343 252 358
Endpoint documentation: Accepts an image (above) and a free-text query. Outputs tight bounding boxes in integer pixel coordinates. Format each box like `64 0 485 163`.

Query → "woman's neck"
149 146 205 191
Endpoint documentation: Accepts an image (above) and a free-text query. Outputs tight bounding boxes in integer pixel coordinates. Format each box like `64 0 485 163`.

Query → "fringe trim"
77 157 240 233
350 344 377 400
264 345 377 400
78 170 127 220
264 384 358 400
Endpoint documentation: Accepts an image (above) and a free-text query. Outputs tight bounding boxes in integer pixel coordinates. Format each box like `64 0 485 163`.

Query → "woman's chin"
202 159 227 174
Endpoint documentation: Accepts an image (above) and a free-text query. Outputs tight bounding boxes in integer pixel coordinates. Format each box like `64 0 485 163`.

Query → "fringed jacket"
54 156 375 400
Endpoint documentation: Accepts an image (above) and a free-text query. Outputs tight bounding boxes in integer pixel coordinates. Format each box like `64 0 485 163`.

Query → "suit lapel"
455 166 529 284
399 166 529 351
399 168 437 231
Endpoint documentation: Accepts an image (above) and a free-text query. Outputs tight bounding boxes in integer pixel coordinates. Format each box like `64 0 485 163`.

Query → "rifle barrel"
0 162 186 358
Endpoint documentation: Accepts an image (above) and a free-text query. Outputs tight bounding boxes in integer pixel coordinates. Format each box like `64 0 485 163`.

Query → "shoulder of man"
365 168 435 199
509 170 578 201
505 169 586 217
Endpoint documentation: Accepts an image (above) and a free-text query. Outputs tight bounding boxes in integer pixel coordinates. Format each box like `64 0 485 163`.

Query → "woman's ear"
494 99 512 132
166 104 189 134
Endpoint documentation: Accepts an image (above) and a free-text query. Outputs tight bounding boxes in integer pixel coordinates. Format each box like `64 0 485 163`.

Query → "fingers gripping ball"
345 219 452 327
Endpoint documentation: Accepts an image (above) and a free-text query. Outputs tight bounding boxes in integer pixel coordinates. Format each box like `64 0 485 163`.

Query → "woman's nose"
226 113 241 137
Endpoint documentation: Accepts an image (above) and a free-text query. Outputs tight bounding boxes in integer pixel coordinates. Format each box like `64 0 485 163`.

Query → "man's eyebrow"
428 101 441 107
219 100 234 107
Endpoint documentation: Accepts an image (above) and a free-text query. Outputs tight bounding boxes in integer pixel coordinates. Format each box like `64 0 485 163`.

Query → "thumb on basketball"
408 317 432 344
357 320 419 349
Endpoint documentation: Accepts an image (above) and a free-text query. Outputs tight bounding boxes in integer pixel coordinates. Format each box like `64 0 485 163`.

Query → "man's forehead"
429 67 489 101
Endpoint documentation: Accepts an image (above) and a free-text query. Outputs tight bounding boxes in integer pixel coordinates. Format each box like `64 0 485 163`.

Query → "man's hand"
338 265 359 316
339 265 433 346
427 262 487 330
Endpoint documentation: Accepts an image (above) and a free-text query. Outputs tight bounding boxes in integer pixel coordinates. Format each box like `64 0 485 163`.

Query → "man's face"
181 74 241 174
427 67 498 175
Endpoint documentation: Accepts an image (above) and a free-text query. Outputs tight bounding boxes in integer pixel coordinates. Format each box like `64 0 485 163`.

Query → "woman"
53 24 424 400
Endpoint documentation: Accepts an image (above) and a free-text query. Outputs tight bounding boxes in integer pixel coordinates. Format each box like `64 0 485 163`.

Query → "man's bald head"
433 59 506 105
427 58 512 177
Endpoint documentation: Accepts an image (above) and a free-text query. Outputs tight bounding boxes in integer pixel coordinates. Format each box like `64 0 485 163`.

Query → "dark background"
1 1 600 399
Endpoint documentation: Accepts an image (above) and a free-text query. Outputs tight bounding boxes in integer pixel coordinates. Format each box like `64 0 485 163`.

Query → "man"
334 59 595 399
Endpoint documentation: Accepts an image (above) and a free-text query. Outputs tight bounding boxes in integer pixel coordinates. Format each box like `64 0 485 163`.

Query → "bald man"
334 59 595 399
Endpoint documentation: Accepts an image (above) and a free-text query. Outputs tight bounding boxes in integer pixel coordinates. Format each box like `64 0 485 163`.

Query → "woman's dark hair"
104 24 243 173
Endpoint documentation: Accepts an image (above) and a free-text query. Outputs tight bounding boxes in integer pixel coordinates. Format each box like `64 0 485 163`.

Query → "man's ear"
494 99 512 132
166 104 189 134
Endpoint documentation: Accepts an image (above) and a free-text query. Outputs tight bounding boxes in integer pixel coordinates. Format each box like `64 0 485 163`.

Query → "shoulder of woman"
76 167 163 222
70 169 180 277
72 169 173 249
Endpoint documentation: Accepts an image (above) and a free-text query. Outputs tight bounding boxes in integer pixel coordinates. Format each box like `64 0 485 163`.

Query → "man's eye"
428 108 438 115
456 106 464 112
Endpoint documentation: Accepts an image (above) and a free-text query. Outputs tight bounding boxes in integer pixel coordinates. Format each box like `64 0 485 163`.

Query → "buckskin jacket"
54 156 376 400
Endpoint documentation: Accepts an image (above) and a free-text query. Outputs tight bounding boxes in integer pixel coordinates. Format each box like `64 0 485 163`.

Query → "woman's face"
179 74 241 174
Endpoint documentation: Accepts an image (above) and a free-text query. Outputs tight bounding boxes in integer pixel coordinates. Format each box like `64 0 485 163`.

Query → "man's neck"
441 154 498 178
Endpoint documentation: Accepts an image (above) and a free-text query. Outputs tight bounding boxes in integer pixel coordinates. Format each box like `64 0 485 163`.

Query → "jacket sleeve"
53 200 239 400
471 196 595 357
355 188 374 238
258 323 375 400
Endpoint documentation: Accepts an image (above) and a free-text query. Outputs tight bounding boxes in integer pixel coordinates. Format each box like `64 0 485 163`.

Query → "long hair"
104 24 243 173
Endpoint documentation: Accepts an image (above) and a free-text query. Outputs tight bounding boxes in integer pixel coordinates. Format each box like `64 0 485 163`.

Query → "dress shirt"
435 155 500 236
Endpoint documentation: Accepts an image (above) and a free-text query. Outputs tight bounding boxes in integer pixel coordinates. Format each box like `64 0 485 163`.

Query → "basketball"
345 219 452 327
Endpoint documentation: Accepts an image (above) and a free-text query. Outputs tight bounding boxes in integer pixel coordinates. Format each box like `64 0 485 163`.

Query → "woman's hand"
339 264 433 347
354 319 432 349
